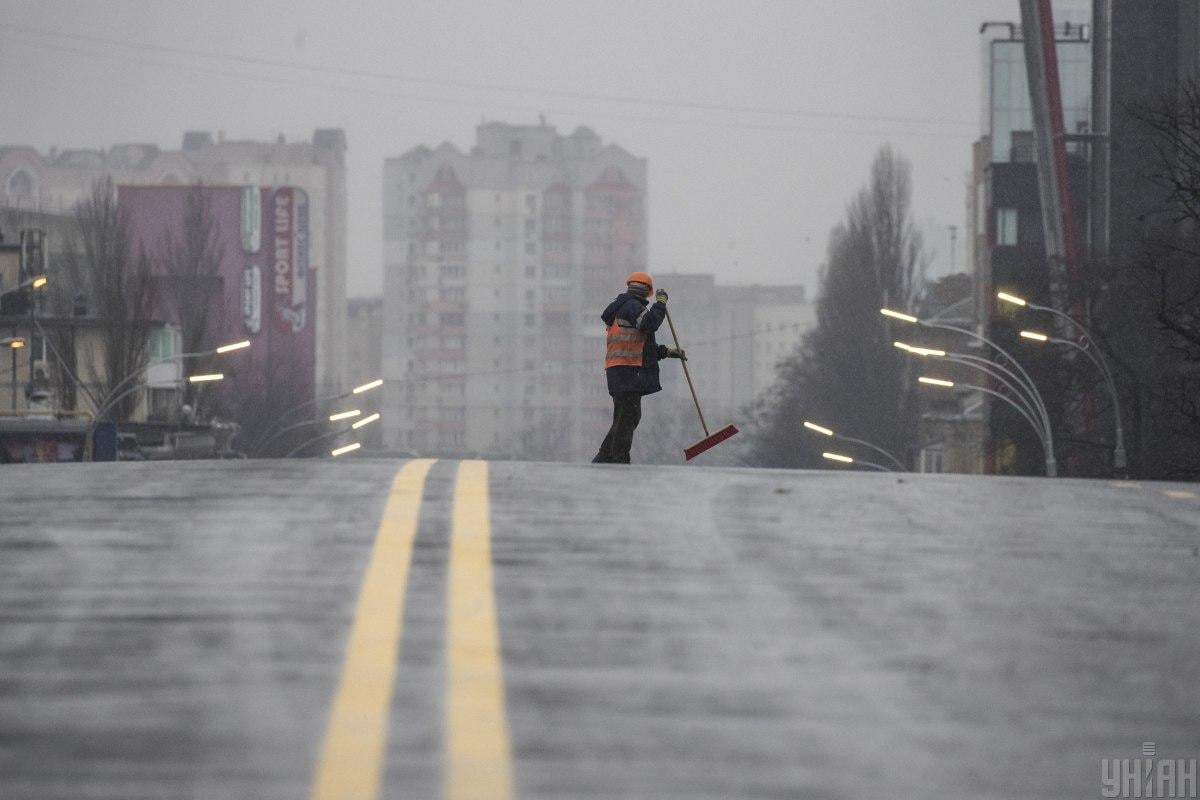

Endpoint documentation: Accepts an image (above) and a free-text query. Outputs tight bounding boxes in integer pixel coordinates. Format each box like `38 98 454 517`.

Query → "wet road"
1 459 1199 799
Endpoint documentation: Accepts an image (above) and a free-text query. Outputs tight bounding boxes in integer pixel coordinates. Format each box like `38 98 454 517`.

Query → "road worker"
592 272 686 464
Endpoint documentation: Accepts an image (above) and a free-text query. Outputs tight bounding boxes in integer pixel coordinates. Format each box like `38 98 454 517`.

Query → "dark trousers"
593 392 642 464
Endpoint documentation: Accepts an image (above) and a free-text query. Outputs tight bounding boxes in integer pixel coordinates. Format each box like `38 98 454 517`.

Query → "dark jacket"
601 292 669 396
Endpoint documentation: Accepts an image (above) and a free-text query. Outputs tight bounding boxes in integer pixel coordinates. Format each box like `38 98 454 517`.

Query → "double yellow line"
309 459 513 800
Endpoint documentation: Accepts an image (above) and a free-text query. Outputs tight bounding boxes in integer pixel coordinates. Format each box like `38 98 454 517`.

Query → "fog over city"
2 0 1026 295
4 2 1200 798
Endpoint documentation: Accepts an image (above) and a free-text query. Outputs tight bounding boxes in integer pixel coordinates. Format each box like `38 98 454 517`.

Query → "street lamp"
1000 288 1127 476
897 341 1056 476
821 450 893 472
352 412 381 430
352 378 383 394
328 409 362 422
918 375 1053 474
883 307 1057 476
331 442 362 457
802 420 906 470
94 338 251 420
1 337 25 349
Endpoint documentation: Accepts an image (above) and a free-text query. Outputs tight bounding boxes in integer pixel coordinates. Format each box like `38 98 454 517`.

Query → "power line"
0 22 978 131
8 36 975 142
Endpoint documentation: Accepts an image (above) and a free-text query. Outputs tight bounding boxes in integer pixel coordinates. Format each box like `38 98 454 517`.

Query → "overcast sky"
1 0 1085 298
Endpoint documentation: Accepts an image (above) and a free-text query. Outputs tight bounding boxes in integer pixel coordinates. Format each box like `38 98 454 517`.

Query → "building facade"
0 128 347 398
970 19 1093 475
121 184 317 421
382 121 647 458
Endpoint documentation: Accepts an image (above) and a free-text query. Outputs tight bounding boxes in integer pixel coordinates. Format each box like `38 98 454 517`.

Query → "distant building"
121 184 317 417
0 128 348 397
969 20 1092 475
346 296 383 448
382 120 646 458
650 274 814 423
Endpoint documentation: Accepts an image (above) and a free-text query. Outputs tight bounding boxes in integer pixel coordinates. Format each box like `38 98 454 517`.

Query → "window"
147 387 179 422
524 313 536 326
440 312 465 326
525 265 536 278
7 170 33 202
148 326 180 360
920 447 945 474
996 208 1018 246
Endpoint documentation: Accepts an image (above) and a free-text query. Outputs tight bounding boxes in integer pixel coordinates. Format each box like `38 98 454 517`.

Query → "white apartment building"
0 129 349 396
382 121 646 458
649 274 814 424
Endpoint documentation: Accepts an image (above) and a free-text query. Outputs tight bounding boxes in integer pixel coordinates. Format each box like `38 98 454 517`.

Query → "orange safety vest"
605 318 645 368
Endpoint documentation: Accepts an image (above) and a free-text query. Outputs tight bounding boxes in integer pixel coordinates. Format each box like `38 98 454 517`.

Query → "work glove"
655 288 668 304
666 347 687 361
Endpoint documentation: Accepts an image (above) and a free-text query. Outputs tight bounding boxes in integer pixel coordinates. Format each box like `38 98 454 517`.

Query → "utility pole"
948 225 958 272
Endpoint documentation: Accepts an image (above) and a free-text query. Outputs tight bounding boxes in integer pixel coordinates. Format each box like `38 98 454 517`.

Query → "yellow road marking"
1164 489 1197 500
444 460 514 800
310 459 436 800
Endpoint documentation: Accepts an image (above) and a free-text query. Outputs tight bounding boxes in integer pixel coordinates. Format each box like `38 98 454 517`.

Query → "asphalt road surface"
1 459 1199 799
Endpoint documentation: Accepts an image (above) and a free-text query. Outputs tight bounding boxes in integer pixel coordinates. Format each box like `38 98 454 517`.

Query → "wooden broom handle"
664 306 709 437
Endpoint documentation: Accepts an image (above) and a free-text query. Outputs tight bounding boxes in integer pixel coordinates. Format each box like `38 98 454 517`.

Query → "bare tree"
159 183 225 416
750 147 928 468
67 177 154 421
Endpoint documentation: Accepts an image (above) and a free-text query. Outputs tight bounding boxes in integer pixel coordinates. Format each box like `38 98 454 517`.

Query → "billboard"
120 183 316 404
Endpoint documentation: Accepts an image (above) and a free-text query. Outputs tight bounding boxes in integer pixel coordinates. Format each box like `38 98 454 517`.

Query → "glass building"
986 32 1091 163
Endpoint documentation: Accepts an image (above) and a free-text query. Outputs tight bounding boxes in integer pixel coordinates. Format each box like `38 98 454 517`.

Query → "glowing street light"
29 275 48 289
893 341 946 357
802 419 905 470
821 450 892 472
1000 290 1127 476
215 339 251 354
188 373 224 383
331 442 362 457
329 409 362 422
918 372 1054 474
352 412 380 430
353 378 383 394
880 307 919 323
996 291 1028 307
2 336 25 349
1019 330 1049 342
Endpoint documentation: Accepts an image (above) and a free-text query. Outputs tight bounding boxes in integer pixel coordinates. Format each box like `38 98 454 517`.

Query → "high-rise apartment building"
382 121 646 458
0 128 348 397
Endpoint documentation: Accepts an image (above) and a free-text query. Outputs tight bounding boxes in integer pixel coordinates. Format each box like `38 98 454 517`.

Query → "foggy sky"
1 0 1045 298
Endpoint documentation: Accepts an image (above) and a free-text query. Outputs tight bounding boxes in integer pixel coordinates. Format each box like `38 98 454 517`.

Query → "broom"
663 306 739 460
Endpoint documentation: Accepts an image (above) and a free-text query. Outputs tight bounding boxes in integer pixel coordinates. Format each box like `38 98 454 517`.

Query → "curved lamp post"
884 307 1057 477
821 450 893 472
253 408 362 457
802 420 906 470
251 377 383 455
918 376 1053 473
896 340 1056 476
1000 289 1127 476
93 339 249 421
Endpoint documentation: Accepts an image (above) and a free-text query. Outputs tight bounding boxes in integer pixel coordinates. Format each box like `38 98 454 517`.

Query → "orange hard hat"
626 271 653 290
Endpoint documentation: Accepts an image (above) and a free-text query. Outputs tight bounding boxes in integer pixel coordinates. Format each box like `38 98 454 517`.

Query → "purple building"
121 184 316 415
